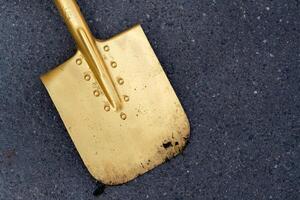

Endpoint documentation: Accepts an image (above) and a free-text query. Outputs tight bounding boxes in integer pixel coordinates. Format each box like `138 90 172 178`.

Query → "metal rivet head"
104 45 110 52
120 113 127 120
111 61 117 68
104 105 110 112
76 58 82 65
93 90 100 97
84 74 91 81
124 95 130 102
117 78 124 85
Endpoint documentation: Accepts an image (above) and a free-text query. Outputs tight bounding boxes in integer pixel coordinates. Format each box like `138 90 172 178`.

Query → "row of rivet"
106 45 128 120
76 45 129 120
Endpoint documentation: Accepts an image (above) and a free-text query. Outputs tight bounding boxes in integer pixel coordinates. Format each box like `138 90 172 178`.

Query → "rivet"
84 74 91 81
124 95 130 102
76 58 82 65
111 61 117 68
117 78 124 85
104 45 110 52
120 113 127 120
104 105 110 112
93 90 100 97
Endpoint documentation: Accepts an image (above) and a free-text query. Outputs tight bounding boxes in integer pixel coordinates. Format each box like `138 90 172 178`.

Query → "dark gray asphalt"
0 0 299 199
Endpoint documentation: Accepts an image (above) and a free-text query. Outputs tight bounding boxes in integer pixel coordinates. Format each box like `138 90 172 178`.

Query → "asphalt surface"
0 0 299 199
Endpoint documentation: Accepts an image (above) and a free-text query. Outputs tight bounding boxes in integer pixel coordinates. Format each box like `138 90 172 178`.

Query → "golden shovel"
41 0 190 185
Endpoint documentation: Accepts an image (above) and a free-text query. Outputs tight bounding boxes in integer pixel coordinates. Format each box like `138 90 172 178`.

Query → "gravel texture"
0 0 299 199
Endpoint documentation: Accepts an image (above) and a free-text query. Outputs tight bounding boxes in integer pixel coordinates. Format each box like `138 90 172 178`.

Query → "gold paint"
104 105 110 112
111 61 117 68
124 95 130 102
93 90 100 97
120 112 127 120
41 0 190 186
103 45 110 52
117 78 124 85
76 58 82 65
84 74 91 81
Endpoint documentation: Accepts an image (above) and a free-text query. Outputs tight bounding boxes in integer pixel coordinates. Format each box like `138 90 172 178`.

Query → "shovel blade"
41 25 190 185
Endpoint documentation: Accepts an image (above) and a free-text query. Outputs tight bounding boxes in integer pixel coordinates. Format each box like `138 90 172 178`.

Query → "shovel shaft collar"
54 0 122 110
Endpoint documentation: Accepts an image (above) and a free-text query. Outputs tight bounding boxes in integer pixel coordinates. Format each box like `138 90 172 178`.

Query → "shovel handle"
54 0 122 111
54 0 92 44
